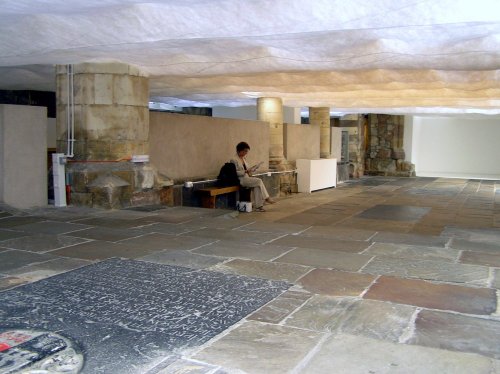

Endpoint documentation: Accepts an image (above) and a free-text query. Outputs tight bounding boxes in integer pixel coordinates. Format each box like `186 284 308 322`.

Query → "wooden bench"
198 186 250 209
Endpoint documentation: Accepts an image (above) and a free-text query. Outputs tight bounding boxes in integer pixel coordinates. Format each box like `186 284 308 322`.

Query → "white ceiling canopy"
0 0 499 114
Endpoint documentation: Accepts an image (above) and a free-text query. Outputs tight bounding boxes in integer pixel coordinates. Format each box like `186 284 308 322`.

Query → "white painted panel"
412 116 500 180
297 158 337 193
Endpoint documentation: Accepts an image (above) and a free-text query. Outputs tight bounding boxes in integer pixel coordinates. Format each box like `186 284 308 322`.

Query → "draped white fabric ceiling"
0 0 499 114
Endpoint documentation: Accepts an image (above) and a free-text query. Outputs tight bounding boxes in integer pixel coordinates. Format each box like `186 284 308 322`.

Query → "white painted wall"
410 116 500 179
403 115 414 162
0 104 48 208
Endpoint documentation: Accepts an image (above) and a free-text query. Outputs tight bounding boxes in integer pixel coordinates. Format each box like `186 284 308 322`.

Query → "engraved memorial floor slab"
0 258 289 373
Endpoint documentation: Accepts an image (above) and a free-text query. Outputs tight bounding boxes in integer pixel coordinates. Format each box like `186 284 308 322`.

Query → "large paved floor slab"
1 176 499 373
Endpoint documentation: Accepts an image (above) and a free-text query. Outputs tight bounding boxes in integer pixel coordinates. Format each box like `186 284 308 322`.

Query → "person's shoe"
265 198 276 204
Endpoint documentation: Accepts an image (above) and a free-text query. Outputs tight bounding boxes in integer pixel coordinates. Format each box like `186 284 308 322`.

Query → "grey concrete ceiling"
0 0 499 114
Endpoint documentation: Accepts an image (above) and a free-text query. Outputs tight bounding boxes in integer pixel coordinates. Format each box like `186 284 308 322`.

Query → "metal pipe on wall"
66 64 75 158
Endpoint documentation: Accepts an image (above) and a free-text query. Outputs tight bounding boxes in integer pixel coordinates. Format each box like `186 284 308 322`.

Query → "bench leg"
201 196 216 209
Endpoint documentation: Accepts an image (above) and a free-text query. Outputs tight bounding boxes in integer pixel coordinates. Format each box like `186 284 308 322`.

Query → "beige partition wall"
283 123 320 161
149 112 269 181
0 104 47 208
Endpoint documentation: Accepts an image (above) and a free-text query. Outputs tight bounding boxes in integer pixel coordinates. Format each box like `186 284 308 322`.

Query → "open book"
248 161 264 173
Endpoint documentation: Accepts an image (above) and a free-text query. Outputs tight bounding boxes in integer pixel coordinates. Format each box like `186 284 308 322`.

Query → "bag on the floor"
236 201 252 212
216 162 240 187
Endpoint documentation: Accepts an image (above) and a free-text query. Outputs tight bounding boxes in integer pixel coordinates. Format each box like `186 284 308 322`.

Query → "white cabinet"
296 158 337 193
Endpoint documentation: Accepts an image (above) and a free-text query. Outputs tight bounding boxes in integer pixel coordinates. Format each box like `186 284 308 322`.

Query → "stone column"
257 97 286 169
56 62 149 160
55 62 161 208
309 107 331 158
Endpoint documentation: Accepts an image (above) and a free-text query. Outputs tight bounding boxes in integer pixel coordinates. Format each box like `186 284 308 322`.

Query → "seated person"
230 141 275 212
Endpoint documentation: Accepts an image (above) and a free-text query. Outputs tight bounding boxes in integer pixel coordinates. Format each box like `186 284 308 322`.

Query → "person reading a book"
230 141 276 212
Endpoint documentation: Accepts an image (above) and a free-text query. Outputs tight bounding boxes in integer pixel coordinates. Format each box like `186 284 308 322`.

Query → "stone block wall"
365 114 415 176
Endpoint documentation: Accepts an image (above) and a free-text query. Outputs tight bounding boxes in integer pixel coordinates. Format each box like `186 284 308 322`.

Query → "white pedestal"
296 158 337 193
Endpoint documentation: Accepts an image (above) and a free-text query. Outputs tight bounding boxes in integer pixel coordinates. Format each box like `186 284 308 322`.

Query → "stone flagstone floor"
0 176 499 373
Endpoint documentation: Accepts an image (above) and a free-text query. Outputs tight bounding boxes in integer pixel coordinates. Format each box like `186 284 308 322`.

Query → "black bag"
216 162 240 187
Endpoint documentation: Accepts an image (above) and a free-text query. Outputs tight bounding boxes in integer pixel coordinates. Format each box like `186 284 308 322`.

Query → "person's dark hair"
236 141 250 152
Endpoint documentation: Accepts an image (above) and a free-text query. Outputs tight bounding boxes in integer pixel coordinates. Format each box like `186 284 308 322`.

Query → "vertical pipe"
66 65 71 157
66 64 75 158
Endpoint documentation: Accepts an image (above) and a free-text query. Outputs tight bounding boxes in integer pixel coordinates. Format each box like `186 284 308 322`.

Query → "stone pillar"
309 107 331 158
257 97 286 169
56 62 149 160
364 114 415 177
55 62 171 208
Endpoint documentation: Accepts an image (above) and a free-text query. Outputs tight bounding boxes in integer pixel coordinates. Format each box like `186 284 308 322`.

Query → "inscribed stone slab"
410 310 500 359
364 276 497 315
0 258 289 373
